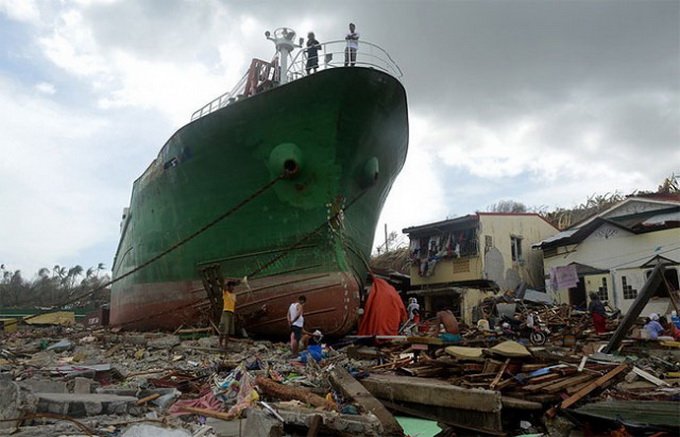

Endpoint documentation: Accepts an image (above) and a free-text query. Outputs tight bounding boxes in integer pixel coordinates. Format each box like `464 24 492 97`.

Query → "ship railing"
287 40 403 80
191 73 249 121
191 40 402 121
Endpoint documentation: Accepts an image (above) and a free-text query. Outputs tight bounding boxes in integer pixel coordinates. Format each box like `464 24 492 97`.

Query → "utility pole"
384 223 389 253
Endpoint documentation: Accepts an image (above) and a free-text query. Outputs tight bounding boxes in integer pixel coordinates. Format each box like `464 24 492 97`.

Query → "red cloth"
592 313 606 334
168 389 223 416
358 277 407 336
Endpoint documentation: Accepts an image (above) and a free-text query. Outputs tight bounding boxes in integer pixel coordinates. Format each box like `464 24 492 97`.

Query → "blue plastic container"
300 345 324 363
671 312 680 329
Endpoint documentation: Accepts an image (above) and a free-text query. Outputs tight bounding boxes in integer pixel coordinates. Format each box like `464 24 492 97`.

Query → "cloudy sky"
1 0 678 277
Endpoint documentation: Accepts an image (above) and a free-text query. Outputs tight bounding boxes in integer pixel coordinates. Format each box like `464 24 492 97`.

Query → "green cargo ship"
110 28 408 336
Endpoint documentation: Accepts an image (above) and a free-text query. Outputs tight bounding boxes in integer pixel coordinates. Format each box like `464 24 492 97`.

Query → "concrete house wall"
478 214 557 290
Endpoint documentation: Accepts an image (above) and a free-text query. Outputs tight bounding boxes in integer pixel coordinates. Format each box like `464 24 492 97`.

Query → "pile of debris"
0 324 405 436
0 313 679 436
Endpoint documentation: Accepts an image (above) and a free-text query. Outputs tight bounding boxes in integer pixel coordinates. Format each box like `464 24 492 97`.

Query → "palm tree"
66 265 84 295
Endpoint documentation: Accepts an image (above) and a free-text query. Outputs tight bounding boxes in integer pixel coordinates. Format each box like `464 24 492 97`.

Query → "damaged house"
402 213 559 324
533 194 680 316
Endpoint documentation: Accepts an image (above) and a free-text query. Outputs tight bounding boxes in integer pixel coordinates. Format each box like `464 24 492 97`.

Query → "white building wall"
544 226 680 312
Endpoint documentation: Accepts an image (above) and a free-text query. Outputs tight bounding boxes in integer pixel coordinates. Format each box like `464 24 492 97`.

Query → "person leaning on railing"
344 22 359 66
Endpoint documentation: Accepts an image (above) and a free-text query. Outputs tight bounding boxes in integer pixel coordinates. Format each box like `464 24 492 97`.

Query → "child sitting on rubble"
429 309 462 343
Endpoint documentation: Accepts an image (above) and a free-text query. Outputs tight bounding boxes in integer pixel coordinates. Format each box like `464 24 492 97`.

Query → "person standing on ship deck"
219 280 238 350
305 32 321 74
288 295 311 355
344 23 359 67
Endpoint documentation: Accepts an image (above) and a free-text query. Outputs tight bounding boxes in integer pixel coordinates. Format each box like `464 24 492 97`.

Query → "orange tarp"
358 277 407 336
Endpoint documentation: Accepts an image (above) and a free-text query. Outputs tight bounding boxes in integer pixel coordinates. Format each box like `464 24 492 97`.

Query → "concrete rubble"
0 303 678 437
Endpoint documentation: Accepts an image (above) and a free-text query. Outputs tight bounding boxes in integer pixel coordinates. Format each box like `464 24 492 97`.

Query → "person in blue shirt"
645 313 665 339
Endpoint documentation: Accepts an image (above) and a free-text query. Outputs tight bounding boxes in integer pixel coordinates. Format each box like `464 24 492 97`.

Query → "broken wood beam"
489 358 510 389
560 363 630 409
255 375 333 410
176 327 213 334
306 414 323 437
178 406 233 420
631 366 671 387
136 393 160 405
328 366 404 436
542 374 596 394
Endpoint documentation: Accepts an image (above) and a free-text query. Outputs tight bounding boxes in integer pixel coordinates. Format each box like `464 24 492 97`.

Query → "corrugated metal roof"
574 400 680 428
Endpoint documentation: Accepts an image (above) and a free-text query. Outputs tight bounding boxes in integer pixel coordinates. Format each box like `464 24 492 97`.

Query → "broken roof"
402 212 555 236
534 201 680 250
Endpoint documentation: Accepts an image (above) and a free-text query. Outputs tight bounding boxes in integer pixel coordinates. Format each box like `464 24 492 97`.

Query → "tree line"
0 263 110 309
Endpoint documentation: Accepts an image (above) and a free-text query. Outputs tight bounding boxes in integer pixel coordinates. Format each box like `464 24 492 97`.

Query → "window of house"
622 276 638 300
511 236 523 262
597 277 608 301
485 235 493 253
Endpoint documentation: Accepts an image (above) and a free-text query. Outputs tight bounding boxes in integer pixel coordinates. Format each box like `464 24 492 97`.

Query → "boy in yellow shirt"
219 280 238 350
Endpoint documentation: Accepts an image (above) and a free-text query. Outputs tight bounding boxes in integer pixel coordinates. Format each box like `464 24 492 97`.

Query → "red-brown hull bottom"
109 271 361 338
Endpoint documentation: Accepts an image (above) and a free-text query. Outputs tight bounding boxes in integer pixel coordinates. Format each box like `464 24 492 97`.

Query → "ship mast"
265 27 302 85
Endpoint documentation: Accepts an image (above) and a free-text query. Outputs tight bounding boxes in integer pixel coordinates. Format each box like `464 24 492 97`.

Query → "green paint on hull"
111 67 408 331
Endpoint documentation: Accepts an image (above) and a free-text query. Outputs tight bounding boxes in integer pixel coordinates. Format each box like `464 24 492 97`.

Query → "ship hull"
110 67 408 336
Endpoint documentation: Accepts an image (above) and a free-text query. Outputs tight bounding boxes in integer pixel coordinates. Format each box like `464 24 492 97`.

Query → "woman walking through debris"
588 291 607 334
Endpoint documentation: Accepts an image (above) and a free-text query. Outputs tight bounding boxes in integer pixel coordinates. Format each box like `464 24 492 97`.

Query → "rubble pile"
0 308 679 436
0 324 394 436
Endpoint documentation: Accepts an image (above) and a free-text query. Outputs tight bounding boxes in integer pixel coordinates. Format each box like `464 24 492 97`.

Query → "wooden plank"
256 375 330 410
522 375 572 392
489 358 510 389
329 366 404 436
631 366 671 387
526 373 562 384
306 414 323 437
560 363 629 409
542 374 595 393
370 358 411 370
178 406 233 420
136 393 160 405
566 379 598 395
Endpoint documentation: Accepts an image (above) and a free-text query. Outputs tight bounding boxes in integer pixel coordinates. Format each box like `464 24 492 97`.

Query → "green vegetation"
488 174 679 230
0 263 110 309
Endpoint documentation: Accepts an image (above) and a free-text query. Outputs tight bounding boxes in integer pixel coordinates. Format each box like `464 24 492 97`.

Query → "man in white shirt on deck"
344 22 360 66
